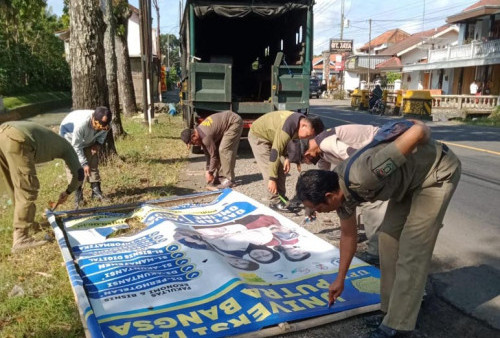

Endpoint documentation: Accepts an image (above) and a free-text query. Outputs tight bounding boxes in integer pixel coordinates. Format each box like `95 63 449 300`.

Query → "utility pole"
153 0 162 102
340 0 344 40
139 0 148 123
368 18 372 88
339 0 345 92
139 0 154 128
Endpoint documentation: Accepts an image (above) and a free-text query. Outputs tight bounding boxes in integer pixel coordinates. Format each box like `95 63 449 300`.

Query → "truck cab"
179 0 314 135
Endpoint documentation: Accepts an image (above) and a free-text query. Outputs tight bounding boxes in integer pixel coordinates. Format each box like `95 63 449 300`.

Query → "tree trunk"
69 0 108 108
103 0 125 137
116 29 138 116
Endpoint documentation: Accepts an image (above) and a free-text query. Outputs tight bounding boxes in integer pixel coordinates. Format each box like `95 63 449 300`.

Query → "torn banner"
51 189 380 337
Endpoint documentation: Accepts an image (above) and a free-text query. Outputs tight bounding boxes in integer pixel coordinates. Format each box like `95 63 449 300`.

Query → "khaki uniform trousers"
248 131 286 204
359 200 388 256
379 146 461 331
0 125 39 230
218 116 243 181
65 146 100 183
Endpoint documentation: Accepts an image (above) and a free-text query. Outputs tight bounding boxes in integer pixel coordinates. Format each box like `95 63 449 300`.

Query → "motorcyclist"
369 84 383 109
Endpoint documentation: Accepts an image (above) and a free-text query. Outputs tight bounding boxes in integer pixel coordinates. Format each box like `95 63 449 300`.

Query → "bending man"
288 124 384 264
181 111 243 189
296 120 461 337
60 106 112 207
248 110 324 211
0 121 83 253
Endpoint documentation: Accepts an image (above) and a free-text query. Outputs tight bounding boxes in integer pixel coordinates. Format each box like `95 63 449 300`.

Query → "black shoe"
365 328 393 338
75 186 84 209
365 325 411 338
269 202 293 213
363 313 384 328
91 182 108 201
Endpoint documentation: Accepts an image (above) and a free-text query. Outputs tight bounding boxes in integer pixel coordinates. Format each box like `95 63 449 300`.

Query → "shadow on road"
430 265 500 330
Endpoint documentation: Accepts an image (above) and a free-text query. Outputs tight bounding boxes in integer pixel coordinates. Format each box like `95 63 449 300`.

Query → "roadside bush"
489 105 500 120
332 90 345 100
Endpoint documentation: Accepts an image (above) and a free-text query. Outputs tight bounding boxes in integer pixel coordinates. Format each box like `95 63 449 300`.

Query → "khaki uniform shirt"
196 111 241 173
3 121 83 193
334 140 441 219
316 125 380 169
250 111 303 179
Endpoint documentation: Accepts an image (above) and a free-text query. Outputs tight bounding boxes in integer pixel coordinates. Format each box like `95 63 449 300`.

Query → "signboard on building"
335 55 344 71
330 39 353 53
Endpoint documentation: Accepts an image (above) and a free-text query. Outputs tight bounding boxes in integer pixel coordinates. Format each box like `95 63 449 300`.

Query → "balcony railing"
428 39 500 63
432 95 498 111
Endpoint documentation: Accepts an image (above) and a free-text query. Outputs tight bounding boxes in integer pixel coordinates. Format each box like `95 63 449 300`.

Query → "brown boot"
11 227 49 254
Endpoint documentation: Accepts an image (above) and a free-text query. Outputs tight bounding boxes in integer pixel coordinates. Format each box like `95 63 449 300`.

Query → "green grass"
3 92 71 110
0 114 189 337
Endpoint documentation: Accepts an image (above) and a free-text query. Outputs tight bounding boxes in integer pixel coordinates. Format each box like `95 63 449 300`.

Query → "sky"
45 0 476 55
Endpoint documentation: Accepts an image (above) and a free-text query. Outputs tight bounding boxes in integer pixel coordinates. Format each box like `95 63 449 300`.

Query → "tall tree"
114 0 138 116
69 0 117 158
102 0 125 137
69 0 108 108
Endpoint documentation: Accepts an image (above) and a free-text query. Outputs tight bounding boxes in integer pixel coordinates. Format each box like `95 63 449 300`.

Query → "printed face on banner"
60 190 380 337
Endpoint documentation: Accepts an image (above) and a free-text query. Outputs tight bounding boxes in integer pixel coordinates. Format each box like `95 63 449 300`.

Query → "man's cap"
180 129 193 145
93 107 112 126
287 139 309 164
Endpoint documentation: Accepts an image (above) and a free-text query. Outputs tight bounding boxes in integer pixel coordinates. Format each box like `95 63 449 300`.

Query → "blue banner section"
57 190 381 337
97 266 380 337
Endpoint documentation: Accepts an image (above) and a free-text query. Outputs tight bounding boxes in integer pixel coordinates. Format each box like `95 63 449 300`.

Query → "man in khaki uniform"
181 111 243 189
296 120 461 337
248 110 323 211
288 124 384 264
0 121 83 253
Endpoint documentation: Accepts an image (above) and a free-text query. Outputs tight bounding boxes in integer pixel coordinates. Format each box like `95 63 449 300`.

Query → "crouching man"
0 121 83 253
60 107 112 207
296 120 461 337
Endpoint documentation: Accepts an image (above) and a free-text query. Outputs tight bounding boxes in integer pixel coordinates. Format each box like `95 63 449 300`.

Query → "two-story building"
344 29 410 91
378 25 459 92
402 0 500 96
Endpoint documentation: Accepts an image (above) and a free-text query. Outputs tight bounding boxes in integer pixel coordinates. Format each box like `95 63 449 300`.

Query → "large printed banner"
53 189 380 337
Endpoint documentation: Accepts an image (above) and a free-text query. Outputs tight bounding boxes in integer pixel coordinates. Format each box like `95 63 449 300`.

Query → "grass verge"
3 92 71 110
0 114 188 337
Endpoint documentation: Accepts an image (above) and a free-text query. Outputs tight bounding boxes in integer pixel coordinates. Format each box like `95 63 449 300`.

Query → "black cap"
287 139 309 164
180 129 193 145
93 107 112 126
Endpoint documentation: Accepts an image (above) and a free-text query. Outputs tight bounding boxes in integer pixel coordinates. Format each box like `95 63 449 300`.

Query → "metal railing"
428 39 500 63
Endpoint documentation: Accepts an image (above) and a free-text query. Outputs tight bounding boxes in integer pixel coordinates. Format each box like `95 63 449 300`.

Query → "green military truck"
179 0 314 135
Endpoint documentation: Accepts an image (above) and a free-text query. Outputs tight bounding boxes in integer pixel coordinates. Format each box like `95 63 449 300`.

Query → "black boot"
75 186 84 209
91 182 108 201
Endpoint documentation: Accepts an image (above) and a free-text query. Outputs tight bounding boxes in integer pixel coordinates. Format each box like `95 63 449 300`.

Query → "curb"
0 98 71 124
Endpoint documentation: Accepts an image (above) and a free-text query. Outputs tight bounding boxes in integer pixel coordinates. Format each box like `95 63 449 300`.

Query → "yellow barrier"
402 90 432 116
351 89 361 108
360 90 369 109
351 89 370 109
